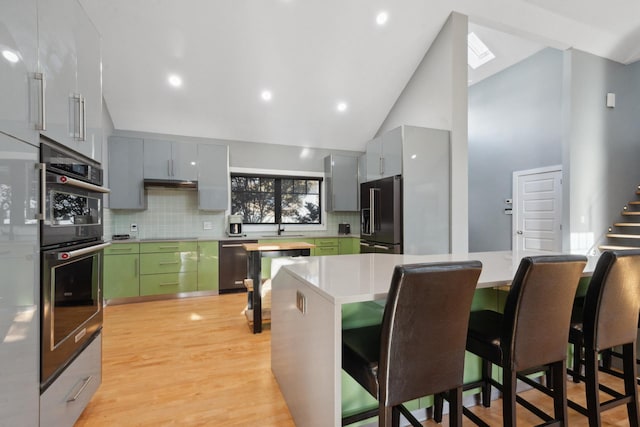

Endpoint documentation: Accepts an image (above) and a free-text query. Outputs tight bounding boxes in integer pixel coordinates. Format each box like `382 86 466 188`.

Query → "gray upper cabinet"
324 154 358 212
197 143 229 211
365 126 403 181
37 0 102 160
108 136 146 210
0 0 39 147
143 139 198 181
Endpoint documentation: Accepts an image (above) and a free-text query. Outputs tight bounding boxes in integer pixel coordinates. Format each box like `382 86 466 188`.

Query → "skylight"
468 32 495 69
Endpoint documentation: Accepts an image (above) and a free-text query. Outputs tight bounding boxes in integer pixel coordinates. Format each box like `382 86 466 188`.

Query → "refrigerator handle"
369 188 375 236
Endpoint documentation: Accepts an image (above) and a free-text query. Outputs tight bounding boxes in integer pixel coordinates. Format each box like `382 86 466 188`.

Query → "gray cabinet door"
197 144 229 210
0 133 39 426
143 139 173 180
37 0 101 160
0 0 39 146
172 142 198 181
365 135 382 182
108 137 145 209
74 5 102 161
143 140 198 181
381 126 402 178
37 0 78 148
325 155 358 212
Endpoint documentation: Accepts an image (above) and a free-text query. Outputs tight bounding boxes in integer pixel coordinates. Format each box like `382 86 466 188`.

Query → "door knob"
516 230 523 235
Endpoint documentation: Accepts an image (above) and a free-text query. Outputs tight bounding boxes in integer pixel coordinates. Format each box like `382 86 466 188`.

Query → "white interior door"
513 166 562 252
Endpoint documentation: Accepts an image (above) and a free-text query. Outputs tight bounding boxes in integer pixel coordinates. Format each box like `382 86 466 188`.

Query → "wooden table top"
242 242 316 252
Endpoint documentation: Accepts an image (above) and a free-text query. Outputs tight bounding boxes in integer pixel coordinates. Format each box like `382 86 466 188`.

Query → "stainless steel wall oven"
39 139 110 390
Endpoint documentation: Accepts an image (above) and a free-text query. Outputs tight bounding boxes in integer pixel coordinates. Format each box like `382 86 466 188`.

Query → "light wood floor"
76 293 635 426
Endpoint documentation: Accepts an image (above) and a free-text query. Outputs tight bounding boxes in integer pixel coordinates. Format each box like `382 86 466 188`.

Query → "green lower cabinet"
104 253 140 299
339 237 360 255
313 238 339 256
140 251 197 275
197 241 219 291
140 272 198 296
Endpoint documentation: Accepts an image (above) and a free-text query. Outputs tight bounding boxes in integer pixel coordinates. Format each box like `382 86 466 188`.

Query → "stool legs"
551 360 569 423
622 343 640 427
502 368 517 427
481 358 492 407
379 405 400 427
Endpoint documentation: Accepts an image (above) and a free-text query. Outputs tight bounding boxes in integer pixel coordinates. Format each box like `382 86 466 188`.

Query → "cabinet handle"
67 376 93 402
158 261 179 265
167 159 171 177
34 73 46 131
160 282 179 286
158 246 179 249
110 247 133 252
73 94 82 139
171 159 174 176
80 96 86 141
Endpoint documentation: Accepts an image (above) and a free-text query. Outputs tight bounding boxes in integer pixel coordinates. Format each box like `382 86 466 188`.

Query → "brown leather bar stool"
438 255 586 426
341 261 482 427
566 249 640 426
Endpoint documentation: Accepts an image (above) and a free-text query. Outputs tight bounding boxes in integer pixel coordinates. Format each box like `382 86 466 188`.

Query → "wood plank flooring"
76 294 635 426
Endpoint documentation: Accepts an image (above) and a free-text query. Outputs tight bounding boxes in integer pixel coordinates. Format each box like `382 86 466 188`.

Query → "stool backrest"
583 249 640 350
378 261 482 407
502 255 587 372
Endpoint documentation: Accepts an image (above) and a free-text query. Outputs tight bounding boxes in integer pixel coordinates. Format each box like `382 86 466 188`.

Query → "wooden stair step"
599 244 640 250
614 222 640 227
622 211 640 216
629 201 640 205
607 233 640 239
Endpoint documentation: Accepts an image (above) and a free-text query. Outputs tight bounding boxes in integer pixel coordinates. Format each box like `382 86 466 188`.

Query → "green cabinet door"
197 241 219 291
338 237 360 255
104 253 140 299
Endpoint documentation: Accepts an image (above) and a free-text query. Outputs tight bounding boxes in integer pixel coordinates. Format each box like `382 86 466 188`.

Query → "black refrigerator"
360 175 402 253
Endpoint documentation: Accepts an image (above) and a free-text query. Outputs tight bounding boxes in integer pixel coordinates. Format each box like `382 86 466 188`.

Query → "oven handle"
57 242 111 261
37 163 46 220
55 175 111 194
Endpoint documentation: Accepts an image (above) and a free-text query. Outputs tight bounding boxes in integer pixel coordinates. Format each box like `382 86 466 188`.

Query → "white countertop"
274 251 599 305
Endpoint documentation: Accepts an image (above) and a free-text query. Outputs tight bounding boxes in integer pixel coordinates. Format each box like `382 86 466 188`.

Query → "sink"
260 234 305 238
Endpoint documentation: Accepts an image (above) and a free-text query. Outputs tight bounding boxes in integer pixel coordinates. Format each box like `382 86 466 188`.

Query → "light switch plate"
130 223 138 232
203 221 213 230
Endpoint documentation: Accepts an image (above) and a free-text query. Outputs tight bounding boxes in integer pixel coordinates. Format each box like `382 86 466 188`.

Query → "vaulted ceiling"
79 0 640 152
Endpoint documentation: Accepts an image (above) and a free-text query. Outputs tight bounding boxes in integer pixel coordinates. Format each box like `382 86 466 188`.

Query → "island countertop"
274 250 599 305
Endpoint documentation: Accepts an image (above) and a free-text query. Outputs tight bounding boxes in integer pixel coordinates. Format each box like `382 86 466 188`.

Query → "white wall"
377 12 469 253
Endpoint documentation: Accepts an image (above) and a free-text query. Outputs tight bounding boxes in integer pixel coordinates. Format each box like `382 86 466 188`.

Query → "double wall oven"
39 140 110 390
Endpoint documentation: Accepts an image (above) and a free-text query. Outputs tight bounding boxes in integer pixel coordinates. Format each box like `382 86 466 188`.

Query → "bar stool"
439 255 586 426
566 249 640 426
341 261 482 427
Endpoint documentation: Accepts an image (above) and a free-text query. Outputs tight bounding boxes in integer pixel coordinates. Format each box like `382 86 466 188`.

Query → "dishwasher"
218 239 257 294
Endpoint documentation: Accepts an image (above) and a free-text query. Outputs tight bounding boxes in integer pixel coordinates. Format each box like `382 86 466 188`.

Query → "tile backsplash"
106 189 359 239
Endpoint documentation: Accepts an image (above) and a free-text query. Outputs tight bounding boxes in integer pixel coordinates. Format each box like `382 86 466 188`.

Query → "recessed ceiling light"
2 49 19 63
376 11 389 26
336 102 348 113
261 90 273 102
168 74 183 88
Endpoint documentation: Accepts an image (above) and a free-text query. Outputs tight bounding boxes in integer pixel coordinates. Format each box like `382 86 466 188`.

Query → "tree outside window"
231 174 321 224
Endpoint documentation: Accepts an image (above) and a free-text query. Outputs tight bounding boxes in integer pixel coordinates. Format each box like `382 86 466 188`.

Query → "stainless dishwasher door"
218 240 257 294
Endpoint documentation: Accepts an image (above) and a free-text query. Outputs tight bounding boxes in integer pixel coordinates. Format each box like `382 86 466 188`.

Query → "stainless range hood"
143 179 198 189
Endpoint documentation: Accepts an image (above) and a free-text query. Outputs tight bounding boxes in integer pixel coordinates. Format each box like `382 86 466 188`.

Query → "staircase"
600 186 640 250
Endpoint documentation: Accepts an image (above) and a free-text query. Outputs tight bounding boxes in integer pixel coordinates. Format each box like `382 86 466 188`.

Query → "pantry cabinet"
108 136 146 209
37 0 102 160
143 139 198 182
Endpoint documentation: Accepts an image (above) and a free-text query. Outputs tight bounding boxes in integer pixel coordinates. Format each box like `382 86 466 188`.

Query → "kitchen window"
231 174 322 224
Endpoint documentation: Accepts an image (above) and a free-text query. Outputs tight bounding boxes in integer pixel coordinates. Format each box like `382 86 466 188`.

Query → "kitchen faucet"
277 220 285 236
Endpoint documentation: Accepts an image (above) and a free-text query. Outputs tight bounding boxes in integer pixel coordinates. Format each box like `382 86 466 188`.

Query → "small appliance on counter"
227 214 243 236
338 223 351 235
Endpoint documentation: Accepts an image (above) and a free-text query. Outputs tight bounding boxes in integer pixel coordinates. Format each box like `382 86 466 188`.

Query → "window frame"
230 172 323 226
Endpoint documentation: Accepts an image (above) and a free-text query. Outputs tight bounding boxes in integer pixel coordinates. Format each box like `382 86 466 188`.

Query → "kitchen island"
270 251 598 427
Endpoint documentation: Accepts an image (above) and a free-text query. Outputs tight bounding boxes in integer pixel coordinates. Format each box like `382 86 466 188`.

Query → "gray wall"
468 48 564 251
377 12 469 253
564 50 640 253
